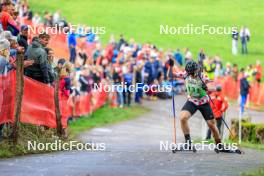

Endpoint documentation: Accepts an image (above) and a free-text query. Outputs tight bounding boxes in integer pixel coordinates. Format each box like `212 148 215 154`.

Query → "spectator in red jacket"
0 2 19 36
206 85 228 140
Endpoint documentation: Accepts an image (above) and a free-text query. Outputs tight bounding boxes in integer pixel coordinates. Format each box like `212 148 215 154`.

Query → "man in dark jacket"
240 68 250 115
24 37 50 84
17 25 28 52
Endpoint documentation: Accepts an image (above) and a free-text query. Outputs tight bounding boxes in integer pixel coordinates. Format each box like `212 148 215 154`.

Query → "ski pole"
170 67 177 145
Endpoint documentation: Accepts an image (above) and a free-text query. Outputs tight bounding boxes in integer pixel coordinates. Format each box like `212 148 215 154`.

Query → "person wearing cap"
17 25 29 51
206 86 229 140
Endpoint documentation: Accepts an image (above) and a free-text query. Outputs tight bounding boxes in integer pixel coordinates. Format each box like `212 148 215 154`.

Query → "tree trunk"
54 69 63 137
12 53 24 144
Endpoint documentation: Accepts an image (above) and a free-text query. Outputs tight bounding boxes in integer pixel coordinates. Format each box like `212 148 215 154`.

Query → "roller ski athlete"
171 60 242 154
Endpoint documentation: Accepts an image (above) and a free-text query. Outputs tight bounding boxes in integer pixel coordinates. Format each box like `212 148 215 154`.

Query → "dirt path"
0 95 264 176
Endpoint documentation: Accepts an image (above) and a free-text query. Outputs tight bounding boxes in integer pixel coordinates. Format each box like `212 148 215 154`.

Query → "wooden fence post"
12 53 24 144
54 68 63 137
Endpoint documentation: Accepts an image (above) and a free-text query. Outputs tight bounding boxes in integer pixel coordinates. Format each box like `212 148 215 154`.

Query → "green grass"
241 166 264 176
29 0 264 70
240 141 264 151
69 105 149 137
0 124 63 158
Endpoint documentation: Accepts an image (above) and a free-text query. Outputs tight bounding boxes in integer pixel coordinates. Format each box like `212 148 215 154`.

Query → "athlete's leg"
206 119 221 143
180 110 192 135
199 103 221 144
180 101 197 143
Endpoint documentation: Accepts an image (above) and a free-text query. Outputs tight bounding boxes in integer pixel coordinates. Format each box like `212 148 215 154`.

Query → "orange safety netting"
0 71 16 124
215 76 264 105
0 71 108 128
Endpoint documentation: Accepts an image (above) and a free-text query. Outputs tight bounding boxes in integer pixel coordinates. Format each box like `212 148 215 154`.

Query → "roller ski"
179 141 197 153
214 144 243 154
171 141 197 153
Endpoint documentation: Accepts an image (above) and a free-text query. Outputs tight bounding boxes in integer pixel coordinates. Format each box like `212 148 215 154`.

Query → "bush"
231 118 264 144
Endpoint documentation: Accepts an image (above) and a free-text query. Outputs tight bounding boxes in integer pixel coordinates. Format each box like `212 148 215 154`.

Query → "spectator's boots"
214 143 242 154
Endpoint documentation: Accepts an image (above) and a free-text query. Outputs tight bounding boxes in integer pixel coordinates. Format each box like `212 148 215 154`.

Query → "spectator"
43 11 52 26
198 48 206 66
135 64 144 104
240 26 250 54
113 66 124 108
2 1 15 16
123 64 133 106
52 10 61 25
184 48 192 63
0 38 11 141
240 68 250 115
206 86 228 140
224 62 232 76
78 47 88 66
24 37 50 84
232 28 239 55
39 33 50 48
245 64 254 83
174 48 183 66
17 25 28 52
79 67 90 95
45 48 56 84
32 12 41 26
0 38 11 74
117 34 126 51
57 58 72 97
68 29 77 64
0 1 19 36
204 57 216 80
232 63 239 81
254 60 262 83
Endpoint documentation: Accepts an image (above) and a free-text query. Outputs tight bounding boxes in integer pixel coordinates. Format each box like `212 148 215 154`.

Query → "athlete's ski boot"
180 141 197 153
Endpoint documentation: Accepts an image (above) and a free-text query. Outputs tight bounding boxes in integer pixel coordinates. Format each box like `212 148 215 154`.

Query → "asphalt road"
0 95 264 176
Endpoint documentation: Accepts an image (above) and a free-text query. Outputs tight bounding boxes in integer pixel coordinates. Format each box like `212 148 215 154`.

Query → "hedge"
231 118 264 144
